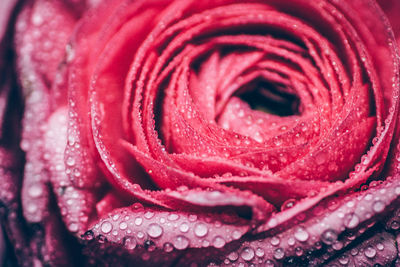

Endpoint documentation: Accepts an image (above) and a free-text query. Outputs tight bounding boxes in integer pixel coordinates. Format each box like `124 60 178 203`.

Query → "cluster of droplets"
212 175 400 266
86 204 247 257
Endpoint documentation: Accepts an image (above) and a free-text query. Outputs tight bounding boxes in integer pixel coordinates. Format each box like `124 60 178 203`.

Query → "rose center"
236 79 300 117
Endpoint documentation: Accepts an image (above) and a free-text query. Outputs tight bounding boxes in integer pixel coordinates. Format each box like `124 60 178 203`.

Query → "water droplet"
32 13 43 26
144 211 154 219
202 240 210 247
179 223 189 233
273 248 285 260
232 230 241 240
332 241 343 251
295 247 303 256
256 247 265 257
270 236 280 246
338 255 349 265
228 252 239 261
147 223 163 238
101 221 112 234
376 243 384 251
69 223 79 232
287 237 295 246
212 236 226 248
26 203 37 213
168 214 179 221
194 223 208 237
122 236 137 250
281 199 297 211
350 248 358 256
344 213 359 229
294 227 309 242
174 235 189 250
119 222 128 230
372 201 385 213
391 221 400 230
364 246 376 258
321 229 338 245
135 217 143 226
346 201 355 208
241 247 255 261
28 184 43 198
66 156 75 166
163 242 174 252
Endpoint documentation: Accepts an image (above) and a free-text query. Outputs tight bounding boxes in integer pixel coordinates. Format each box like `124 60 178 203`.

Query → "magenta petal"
3 0 400 266
325 231 397 266
84 204 249 266
43 108 96 235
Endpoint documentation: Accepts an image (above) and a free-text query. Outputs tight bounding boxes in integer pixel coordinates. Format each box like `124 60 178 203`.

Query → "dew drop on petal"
350 248 358 256
294 227 309 242
391 221 400 230
168 214 179 221
281 199 296 210
228 252 239 261
256 247 265 257
137 231 144 239
68 222 78 232
364 246 376 258
174 235 190 250
321 229 338 245
338 255 349 265
295 247 303 256
123 236 137 250
194 223 208 237
119 222 128 230
135 217 143 226
28 184 43 198
241 247 255 261
144 211 154 219
332 241 343 251
163 242 174 253
66 156 75 166
212 236 226 248
287 237 295 246
270 236 280 246
101 221 112 234
232 230 241 240
147 223 163 238
372 201 385 213
273 248 285 260
179 222 189 233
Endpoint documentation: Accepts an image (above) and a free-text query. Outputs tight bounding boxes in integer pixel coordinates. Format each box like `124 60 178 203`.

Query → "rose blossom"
1 0 400 266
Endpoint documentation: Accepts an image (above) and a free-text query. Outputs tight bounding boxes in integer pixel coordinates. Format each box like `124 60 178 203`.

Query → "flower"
1 0 400 266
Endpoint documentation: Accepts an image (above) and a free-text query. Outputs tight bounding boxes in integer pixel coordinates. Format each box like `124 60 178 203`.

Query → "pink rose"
1 0 400 266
